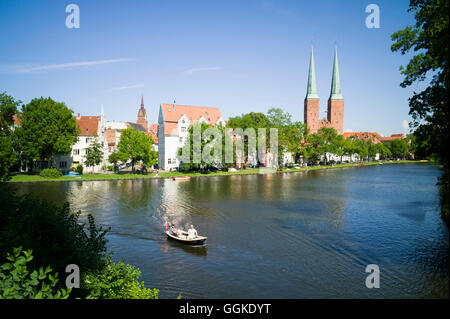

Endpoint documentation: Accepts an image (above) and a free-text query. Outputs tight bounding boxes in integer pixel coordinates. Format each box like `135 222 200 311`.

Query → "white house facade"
158 103 225 171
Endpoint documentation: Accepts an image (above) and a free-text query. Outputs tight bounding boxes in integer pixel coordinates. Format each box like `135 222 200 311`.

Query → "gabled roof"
379 134 405 142
75 116 101 136
125 122 146 132
161 104 222 125
343 132 381 143
149 124 159 144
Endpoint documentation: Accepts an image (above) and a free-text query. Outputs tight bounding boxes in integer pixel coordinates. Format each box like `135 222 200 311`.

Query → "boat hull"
165 231 207 245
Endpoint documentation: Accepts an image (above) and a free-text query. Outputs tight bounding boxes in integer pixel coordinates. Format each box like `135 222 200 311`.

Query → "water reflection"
12 165 449 298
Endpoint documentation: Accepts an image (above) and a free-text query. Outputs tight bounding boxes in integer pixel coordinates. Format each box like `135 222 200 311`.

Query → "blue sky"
0 0 418 136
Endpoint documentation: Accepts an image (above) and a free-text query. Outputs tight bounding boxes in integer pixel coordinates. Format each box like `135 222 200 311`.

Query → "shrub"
0 186 109 297
39 168 62 178
76 164 83 175
0 247 71 299
84 255 159 299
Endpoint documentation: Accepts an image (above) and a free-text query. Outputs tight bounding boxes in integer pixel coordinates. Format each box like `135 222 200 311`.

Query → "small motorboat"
165 230 207 245
172 176 191 181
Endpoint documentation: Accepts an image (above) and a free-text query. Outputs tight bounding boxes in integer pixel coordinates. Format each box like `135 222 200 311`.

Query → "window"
168 158 172 164
73 149 80 155
179 137 183 143
181 127 186 133
59 161 67 169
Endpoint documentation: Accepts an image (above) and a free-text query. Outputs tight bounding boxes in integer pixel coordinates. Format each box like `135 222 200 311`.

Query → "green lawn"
8 160 429 182
9 173 156 182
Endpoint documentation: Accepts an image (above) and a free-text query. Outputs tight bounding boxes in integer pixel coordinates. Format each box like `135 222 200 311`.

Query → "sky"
0 0 419 136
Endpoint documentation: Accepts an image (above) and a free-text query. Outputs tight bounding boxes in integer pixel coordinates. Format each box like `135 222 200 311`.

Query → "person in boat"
187 225 198 239
170 224 178 236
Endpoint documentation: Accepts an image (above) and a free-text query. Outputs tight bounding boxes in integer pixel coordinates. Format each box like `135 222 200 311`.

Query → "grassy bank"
8 160 430 183
9 173 156 182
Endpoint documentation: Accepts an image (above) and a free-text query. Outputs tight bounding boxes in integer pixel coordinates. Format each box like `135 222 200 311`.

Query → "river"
14 164 449 298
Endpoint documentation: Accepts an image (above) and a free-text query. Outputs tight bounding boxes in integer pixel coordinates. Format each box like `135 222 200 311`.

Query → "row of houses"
19 96 405 173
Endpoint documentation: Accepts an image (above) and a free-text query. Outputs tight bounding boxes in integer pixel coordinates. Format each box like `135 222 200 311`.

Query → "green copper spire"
306 46 319 99
329 47 343 100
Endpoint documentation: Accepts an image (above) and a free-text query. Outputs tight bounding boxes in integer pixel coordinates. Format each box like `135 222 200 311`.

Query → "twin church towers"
304 47 344 135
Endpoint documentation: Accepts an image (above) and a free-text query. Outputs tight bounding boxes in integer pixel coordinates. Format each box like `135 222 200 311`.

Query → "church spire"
306 46 319 99
141 95 144 107
329 47 343 100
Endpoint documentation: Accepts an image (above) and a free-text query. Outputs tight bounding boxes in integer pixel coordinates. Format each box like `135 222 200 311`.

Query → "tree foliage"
0 92 21 181
391 0 448 224
84 137 104 167
0 247 71 299
84 255 159 299
15 97 79 170
0 186 109 288
117 127 157 172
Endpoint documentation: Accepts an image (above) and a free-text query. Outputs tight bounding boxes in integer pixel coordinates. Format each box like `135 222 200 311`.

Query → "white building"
157 103 225 171
71 110 108 172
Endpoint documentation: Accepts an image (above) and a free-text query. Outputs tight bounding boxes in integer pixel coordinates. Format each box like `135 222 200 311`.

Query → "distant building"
304 47 344 135
343 132 405 144
72 109 108 172
157 103 225 170
379 134 406 143
104 96 158 159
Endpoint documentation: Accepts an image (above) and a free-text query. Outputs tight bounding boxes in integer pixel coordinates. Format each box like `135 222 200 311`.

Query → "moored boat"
172 176 191 181
165 230 207 245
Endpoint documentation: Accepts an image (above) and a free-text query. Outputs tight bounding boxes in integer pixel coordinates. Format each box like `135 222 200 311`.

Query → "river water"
14 164 449 298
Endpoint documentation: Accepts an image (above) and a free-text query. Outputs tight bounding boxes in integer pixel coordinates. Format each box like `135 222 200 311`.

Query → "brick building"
304 47 344 135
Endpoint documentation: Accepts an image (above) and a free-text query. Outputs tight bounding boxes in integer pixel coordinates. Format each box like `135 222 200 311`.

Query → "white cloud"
4 58 135 74
180 66 222 75
402 120 409 133
110 84 146 91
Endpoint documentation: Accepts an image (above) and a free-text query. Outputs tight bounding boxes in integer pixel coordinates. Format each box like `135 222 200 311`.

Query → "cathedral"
304 47 344 135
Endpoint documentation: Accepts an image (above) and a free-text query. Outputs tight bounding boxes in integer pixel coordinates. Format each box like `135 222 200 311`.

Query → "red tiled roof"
149 124 158 144
343 132 381 143
163 122 178 136
161 104 222 136
379 134 405 142
75 116 101 136
162 104 222 124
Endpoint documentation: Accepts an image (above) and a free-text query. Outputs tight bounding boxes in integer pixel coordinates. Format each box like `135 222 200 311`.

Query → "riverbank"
7 160 432 183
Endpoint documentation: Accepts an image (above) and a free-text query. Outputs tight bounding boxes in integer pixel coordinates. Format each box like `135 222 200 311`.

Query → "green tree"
376 142 392 160
391 0 448 224
353 139 369 162
0 247 71 299
267 108 305 167
0 92 21 181
117 127 157 173
0 186 109 294
386 139 408 159
84 256 159 299
84 137 104 168
315 127 339 165
178 122 225 170
15 97 79 171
